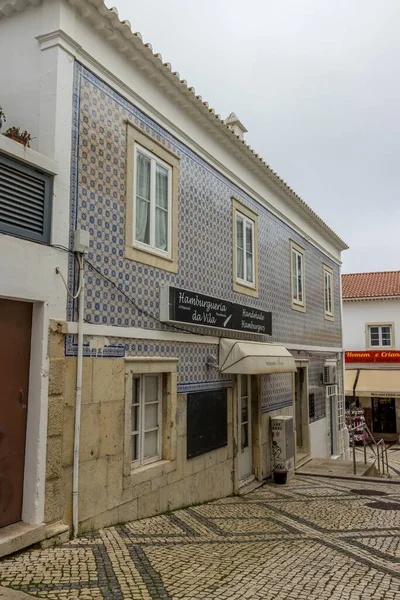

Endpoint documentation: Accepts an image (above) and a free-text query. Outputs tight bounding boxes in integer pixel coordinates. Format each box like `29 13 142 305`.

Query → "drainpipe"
73 254 84 538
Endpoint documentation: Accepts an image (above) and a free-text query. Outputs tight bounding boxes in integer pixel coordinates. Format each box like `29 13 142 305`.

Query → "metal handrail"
347 421 389 476
364 421 389 475
347 423 367 475
376 439 389 475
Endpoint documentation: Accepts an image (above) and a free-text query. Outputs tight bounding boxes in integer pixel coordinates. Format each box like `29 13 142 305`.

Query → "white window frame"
290 241 306 311
133 144 173 258
130 373 162 468
367 324 393 348
323 265 334 320
232 198 259 298
235 211 255 288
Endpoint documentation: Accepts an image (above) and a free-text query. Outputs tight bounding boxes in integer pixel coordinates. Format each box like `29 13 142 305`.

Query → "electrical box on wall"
74 229 90 253
271 416 294 472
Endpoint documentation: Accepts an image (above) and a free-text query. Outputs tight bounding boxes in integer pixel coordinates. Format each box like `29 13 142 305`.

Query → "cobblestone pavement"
1 476 400 599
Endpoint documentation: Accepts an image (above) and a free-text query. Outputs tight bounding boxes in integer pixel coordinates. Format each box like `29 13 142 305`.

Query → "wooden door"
0 299 32 527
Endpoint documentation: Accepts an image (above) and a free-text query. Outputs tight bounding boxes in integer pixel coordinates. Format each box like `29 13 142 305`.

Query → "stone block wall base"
40 521 70 549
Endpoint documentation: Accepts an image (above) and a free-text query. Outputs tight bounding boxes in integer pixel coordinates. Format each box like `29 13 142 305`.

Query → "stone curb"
296 471 400 484
0 587 36 599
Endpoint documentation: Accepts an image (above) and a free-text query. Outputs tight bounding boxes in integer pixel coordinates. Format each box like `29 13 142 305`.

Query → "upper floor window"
290 241 306 311
135 145 172 255
368 324 393 348
323 265 334 320
126 122 179 273
0 153 53 245
232 198 259 298
236 212 254 285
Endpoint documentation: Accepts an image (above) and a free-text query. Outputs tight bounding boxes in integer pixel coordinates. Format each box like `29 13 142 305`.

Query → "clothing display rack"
345 407 369 444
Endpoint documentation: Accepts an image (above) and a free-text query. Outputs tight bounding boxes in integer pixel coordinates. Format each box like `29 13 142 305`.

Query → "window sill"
324 313 334 322
0 134 58 175
123 458 176 489
125 245 178 273
233 280 259 298
131 459 170 476
291 301 306 313
367 346 394 350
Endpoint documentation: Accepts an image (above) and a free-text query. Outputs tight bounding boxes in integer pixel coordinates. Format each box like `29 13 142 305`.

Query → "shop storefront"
345 352 400 441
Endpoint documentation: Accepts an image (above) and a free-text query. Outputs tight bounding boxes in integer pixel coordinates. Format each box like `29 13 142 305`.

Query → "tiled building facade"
40 63 347 532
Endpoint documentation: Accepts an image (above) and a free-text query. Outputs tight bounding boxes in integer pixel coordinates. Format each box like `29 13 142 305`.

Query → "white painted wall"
343 299 400 350
309 418 329 458
0 0 76 523
0 5 42 151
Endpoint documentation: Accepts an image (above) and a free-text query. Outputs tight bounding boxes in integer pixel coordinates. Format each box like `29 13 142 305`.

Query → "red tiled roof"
342 272 400 299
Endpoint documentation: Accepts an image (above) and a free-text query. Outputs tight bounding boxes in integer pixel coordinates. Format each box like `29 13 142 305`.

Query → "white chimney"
225 112 248 141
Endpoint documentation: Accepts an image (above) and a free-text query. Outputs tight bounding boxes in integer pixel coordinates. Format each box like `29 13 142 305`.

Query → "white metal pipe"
73 256 84 538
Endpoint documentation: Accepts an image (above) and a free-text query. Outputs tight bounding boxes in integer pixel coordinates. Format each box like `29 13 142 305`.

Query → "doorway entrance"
294 366 309 462
372 397 396 434
0 298 32 528
237 374 253 482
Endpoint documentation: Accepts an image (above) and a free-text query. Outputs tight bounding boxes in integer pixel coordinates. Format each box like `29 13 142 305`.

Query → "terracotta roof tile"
342 272 400 299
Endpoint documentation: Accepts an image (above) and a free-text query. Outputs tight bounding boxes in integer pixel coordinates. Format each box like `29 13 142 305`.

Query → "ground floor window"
131 374 162 467
124 358 178 476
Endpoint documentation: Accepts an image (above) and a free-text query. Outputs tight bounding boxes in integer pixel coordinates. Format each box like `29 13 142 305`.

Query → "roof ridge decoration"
1 0 347 251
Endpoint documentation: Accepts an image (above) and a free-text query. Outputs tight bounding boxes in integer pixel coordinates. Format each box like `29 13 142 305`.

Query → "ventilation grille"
0 154 52 243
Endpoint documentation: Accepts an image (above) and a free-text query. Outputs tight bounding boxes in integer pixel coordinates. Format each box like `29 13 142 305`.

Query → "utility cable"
55 254 83 299
84 257 205 336
52 244 206 335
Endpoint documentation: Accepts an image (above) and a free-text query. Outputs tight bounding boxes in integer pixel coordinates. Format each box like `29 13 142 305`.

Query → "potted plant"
0 106 6 131
271 440 288 485
4 126 32 147
272 465 288 485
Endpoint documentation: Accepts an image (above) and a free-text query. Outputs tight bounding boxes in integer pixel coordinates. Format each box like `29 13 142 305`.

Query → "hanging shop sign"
345 351 400 364
160 285 272 335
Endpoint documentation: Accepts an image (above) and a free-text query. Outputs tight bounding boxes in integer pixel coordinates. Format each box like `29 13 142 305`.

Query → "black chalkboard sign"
163 286 272 335
187 389 228 459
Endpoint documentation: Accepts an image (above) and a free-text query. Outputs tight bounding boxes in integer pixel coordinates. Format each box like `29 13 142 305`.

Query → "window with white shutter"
0 154 53 244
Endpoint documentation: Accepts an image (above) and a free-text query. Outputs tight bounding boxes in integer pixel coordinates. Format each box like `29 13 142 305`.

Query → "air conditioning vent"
0 154 52 244
323 364 337 385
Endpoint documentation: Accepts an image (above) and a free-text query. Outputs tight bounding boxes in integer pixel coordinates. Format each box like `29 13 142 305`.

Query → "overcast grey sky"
106 0 400 274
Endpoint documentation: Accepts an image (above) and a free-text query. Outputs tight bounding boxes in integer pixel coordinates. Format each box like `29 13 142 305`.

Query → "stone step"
0 522 46 559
